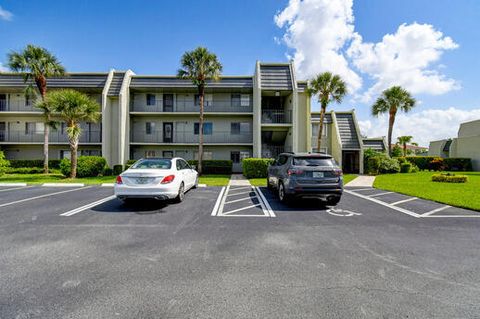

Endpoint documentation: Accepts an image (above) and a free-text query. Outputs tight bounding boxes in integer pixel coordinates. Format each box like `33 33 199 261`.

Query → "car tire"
326 197 341 206
174 183 185 203
267 175 273 190
278 182 290 204
192 177 199 189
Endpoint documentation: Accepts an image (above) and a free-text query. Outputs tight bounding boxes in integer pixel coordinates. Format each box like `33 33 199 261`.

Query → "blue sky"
1 0 479 145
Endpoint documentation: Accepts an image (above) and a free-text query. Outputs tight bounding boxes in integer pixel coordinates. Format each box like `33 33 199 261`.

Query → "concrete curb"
101 183 115 187
42 183 85 187
198 184 207 188
0 183 27 187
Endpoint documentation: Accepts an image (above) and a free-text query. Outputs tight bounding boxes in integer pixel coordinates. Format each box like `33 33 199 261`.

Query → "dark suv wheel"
278 182 290 203
326 196 341 206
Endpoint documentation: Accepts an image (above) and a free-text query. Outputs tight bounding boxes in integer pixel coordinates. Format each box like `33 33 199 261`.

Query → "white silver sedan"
114 158 198 203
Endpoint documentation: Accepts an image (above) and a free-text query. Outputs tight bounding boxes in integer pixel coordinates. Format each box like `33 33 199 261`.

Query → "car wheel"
278 182 290 203
192 176 199 189
174 183 185 203
326 197 341 206
267 175 273 190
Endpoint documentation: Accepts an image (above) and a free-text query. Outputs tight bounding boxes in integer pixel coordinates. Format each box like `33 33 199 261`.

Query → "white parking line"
421 205 451 217
227 186 251 191
391 197 418 206
0 186 91 209
211 186 227 216
0 186 32 193
345 189 421 218
60 195 117 216
255 187 275 217
222 204 261 215
42 183 85 187
369 191 394 198
226 190 255 196
225 196 254 204
348 188 374 192
0 183 27 187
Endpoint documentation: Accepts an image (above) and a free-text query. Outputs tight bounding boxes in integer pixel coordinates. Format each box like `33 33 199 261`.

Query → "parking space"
345 187 480 218
211 185 275 217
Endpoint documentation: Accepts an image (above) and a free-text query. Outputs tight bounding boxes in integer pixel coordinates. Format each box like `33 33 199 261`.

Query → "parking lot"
1 184 480 318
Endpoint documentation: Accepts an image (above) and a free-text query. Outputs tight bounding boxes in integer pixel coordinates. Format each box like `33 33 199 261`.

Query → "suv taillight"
287 169 304 175
161 175 175 184
116 175 123 184
333 169 343 177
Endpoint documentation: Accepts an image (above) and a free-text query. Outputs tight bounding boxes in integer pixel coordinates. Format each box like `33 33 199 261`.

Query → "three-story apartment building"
0 62 311 173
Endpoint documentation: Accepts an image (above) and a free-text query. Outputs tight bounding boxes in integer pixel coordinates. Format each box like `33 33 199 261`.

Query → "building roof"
259 63 293 90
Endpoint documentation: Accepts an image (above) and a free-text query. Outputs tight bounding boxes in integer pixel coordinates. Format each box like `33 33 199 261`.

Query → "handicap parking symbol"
327 208 362 217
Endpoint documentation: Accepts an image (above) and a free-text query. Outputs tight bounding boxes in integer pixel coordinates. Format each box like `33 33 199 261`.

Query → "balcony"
131 98 253 113
261 110 292 124
130 130 253 144
0 130 102 144
0 100 38 112
261 145 292 158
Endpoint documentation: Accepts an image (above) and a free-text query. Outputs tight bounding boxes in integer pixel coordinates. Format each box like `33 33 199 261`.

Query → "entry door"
0 94 6 111
163 94 174 112
0 122 5 141
342 151 359 174
163 122 173 143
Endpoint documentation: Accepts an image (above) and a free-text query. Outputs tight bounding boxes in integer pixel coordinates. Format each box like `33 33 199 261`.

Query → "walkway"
345 175 376 187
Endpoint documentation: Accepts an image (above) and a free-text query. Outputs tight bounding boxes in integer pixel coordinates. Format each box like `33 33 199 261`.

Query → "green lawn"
249 174 358 187
0 173 231 186
374 171 480 211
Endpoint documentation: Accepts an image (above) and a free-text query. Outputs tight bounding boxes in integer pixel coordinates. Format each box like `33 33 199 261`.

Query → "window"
25 95 34 106
61 122 66 135
145 150 156 158
163 151 174 158
60 150 71 160
231 151 240 163
293 157 334 166
176 159 189 170
163 94 174 111
146 94 156 106
194 151 213 160
25 122 36 135
277 155 288 165
231 94 241 107
146 122 155 135
194 94 212 107
131 159 171 169
231 122 250 135
240 151 250 160
81 150 101 156
194 122 212 135
241 94 250 106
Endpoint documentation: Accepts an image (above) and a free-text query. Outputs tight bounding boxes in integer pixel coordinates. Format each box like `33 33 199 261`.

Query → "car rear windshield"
293 157 334 166
131 159 172 169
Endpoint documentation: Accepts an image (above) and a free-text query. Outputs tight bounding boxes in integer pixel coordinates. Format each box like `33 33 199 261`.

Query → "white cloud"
0 6 13 21
0 63 8 72
358 107 480 146
274 0 363 92
348 23 460 102
275 0 459 101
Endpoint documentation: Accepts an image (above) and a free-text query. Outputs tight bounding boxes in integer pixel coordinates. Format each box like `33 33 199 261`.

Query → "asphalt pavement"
1 185 480 318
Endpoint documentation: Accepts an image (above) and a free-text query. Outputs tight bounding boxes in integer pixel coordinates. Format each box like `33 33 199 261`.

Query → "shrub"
378 157 400 174
396 157 407 164
404 156 438 170
242 158 275 178
60 156 107 178
400 162 412 173
9 159 62 169
0 151 10 177
366 156 384 175
103 167 113 176
187 160 233 174
125 159 137 170
432 173 468 183
5 167 44 174
443 158 472 171
113 165 123 175
428 158 445 171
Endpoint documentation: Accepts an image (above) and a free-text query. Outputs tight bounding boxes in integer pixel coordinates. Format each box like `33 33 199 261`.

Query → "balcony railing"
261 110 292 124
261 145 292 158
0 100 38 112
131 130 253 144
131 98 253 113
0 130 102 143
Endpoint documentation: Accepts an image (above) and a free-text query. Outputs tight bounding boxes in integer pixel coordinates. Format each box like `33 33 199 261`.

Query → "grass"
249 174 358 187
0 173 231 186
374 171 480 211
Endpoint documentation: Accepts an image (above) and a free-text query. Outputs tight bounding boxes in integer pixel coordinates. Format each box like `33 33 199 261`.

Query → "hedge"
125 159 137 170
113 165 124 175
187 160 233 174
242 158 275 179
60 156 107 177
9 159 62 169
443 158 472 171
400 162 412 173
0 151 10 177
432 173 468 183
6 167 44 174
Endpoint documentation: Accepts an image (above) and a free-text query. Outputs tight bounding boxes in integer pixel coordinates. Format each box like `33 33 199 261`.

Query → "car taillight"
287 169 304 175
333 169 343 177
116 175 123 184
161 175 175 184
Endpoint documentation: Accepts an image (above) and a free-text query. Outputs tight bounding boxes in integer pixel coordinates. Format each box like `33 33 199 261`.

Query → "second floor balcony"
0 130 102 144
131 98 253 113
261 110 292 124
0 99 38 112
131 130 253 144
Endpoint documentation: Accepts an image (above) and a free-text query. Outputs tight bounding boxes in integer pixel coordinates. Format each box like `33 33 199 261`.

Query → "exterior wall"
330 112 343 167
297 92 310 152
458 119 480 138
1 145 102 160
428 140 448 157
451 136 480 170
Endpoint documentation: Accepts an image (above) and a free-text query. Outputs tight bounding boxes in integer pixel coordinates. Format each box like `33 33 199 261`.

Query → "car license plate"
136 177 151 184
313 172 324 178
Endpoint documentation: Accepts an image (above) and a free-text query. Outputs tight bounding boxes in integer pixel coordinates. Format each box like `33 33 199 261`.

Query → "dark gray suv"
267 152 343 206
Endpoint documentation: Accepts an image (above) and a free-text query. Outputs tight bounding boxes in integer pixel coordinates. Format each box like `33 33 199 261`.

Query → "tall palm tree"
38 90 100 178
308 72 347 152
397 135 413 157
372 86 416 156
177 47 222 175
7 45 66 173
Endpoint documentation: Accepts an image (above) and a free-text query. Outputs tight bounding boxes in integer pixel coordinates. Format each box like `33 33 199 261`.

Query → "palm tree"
177 47 222 175
397 135 413 157
372 86 416 156
38 90 100 178
308 72 347 152
7 45 66 173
